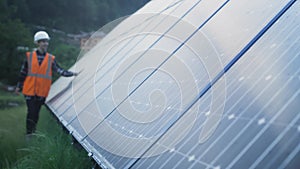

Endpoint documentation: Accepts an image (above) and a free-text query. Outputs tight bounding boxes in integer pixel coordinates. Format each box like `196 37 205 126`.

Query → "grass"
0 90 94 169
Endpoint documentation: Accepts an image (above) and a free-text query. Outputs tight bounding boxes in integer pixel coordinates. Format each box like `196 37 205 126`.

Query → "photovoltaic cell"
47 0 187 130
46 0 300 168
130 2 300 168
83 1 230 167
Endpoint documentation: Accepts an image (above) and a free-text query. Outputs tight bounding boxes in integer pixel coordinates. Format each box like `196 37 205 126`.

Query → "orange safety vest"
22 51 55 97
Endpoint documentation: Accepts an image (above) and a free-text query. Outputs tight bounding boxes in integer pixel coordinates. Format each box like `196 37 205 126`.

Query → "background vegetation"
0 88 94 168
0 0 150 168
0 0 150 85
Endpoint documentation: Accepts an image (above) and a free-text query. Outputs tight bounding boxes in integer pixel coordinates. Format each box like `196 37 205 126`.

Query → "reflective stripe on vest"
27 52 52 79
22 51 54 97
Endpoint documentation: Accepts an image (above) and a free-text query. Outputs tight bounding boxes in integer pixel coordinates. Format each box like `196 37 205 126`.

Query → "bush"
0 90 93 169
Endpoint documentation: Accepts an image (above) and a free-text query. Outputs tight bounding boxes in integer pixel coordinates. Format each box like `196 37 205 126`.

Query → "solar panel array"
46 0 300 168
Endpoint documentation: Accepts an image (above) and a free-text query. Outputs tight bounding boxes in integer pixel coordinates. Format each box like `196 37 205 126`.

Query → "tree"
0 0 32 85
0 0 151 84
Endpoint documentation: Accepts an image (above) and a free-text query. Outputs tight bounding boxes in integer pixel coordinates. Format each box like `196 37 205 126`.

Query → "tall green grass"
0 90 94 169
0 90 27 167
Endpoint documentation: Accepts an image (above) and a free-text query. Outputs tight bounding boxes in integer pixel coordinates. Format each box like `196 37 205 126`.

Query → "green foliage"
0 19 32 85
9 0 150 33
50 43 79 69
0 90 27 168
13 127 93 169
0 0 31 85
50 42 80 81
0 1 150 167
0 90 93 169
0 0 149 84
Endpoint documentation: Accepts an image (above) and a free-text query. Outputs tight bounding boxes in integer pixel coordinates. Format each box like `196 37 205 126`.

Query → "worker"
15 31 78 137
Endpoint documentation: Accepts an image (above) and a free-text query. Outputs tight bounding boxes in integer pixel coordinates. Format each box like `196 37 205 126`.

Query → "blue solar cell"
130 1 300 168
46 0 300 168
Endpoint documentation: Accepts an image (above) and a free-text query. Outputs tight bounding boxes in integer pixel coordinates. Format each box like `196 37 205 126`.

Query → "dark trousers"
25 97 45 134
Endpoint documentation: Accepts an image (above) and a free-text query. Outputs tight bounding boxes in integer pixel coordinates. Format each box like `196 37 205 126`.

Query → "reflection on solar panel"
46 0 300 168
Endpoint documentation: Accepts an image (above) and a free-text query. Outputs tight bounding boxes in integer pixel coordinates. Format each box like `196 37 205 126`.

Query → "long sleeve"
17 52 75 89
52 59 74 77
16 59 28 89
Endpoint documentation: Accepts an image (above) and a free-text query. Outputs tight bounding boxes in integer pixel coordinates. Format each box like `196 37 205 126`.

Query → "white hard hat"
34 31 50 43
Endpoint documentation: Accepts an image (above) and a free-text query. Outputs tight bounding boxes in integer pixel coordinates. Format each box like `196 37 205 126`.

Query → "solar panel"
129 2 300 169
46 0 300 168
